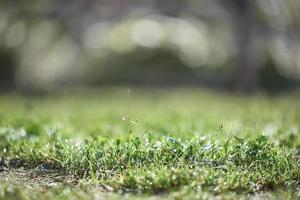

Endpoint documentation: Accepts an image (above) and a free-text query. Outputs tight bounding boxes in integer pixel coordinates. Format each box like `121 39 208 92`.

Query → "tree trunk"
0 49 16 91
231 0 260 93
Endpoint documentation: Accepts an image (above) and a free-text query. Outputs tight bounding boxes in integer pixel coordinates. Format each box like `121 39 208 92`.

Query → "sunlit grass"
0 88 300 199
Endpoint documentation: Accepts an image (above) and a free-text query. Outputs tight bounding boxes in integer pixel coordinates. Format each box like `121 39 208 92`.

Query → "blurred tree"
0 49 16 90
218 0 260 93
1 0 300 92
259 56 294 92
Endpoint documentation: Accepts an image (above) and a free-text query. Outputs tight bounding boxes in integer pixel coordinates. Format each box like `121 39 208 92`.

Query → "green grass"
0 88 300 199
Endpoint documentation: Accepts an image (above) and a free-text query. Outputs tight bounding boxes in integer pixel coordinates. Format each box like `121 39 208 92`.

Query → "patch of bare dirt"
0 157 79 188
0 168 79 188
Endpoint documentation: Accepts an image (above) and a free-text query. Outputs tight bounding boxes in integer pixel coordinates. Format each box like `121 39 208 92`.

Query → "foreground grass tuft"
1 127 299 193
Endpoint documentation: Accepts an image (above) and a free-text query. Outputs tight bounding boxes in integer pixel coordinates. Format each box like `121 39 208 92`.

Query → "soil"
0 168 78 188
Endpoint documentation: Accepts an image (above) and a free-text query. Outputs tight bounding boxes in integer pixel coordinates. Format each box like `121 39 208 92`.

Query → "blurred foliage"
0 0 300 91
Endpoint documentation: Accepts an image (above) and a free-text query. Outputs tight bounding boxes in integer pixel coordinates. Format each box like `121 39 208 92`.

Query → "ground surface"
0 88 300 199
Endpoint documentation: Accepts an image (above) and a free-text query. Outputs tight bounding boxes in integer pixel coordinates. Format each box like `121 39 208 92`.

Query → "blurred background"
1 0 300 94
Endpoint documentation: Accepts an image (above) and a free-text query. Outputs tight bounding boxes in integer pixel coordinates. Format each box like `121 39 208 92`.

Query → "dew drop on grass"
17 128 26 139
199 136 206 141
203 144 213 151
172 175 177 180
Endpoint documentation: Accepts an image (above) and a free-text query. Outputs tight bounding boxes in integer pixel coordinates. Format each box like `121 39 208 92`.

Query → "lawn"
0 88 300 199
